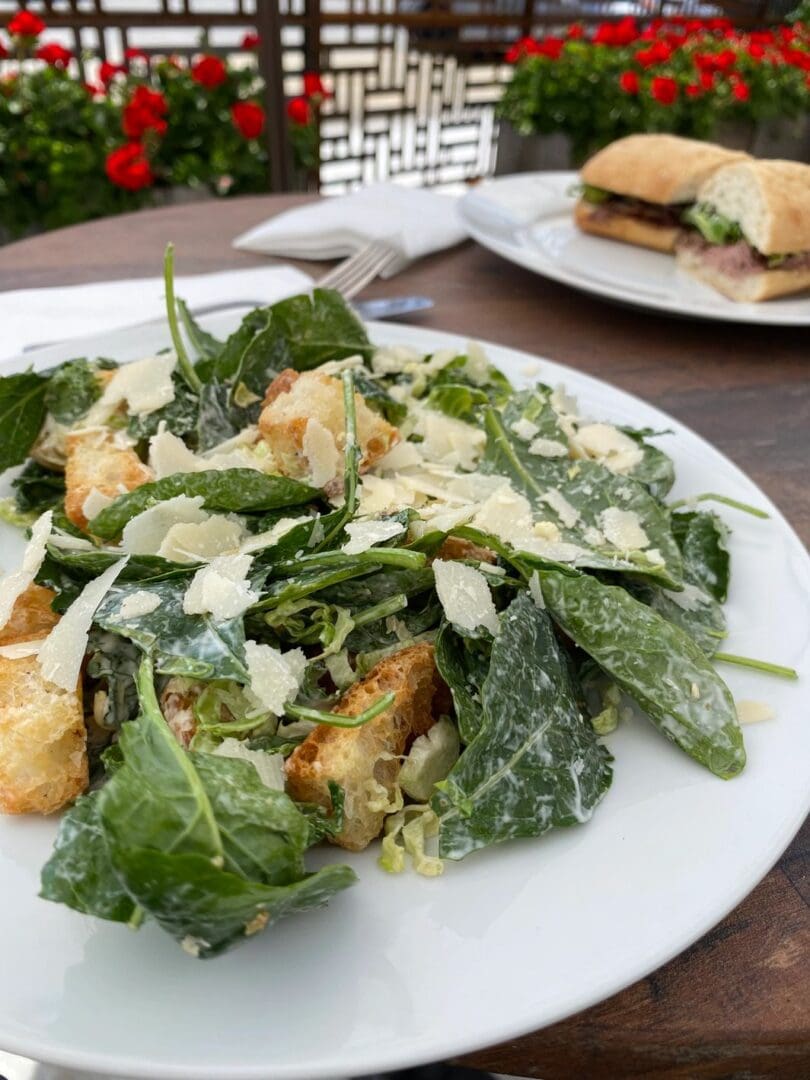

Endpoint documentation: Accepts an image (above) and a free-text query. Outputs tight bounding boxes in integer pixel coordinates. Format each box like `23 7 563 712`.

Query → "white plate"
460 172 810 326
1 315 809 1080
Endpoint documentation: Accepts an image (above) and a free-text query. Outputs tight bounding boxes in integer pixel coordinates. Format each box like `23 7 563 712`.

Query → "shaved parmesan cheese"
599 507 649 551
358 474 419 515
412 406 485 470
212 738 285 790
433 559 499 636
48 530 96 552
541 489 580 528
736 700 775 725
465 341 490 386
371 344 422 376
576 423 643 475
0 640 43 659
550 386 579 420
244 641 307 717
240 515 310 555
533 520 561 542
98 353 177 417
342 517 404 555
183 553 257 620
38 558 128 691
159 516 245 564
121 495 208 555
118 590 162 619
0 510 52 630
511 418 539 441
303 417 340 488
149 428 199 479
81 488 113 522
529 437 568 458
378 441 424 472
521 361 541 378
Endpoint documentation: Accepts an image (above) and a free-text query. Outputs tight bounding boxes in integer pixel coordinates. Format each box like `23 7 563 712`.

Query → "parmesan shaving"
0 510 52 630
38 558 128 691
244 641 307 716
341 517 403 555
118 590 162 619
183 553 257 620
433 559 499 636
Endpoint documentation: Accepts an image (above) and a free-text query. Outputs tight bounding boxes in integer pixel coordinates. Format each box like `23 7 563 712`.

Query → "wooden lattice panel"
314 27 511 191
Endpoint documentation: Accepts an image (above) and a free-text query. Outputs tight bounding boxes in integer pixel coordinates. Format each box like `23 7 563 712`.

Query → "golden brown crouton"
259 369 399 491
64 428 153 530
0 588 87 815
285 643 443 851
0 584 60 646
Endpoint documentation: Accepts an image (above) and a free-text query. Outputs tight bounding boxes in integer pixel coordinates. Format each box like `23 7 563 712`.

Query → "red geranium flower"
242 32 260 49
731 79 750 101
566 23 584 40
635 40 671 67
35 42 72 68
0 38 8 59
783 47 810 71
99 60 124 84
618 70 640 94
650 75 678 104
303 71 332 98
535 36 564 60
685 83 702 97
593 17 638 47
505 36 538 63
747 42 766 60
83 81 104 96
105 143 154 191
122 85 168 138
191 54 227 89
699 70 715 90
8 11 45 38
231 100 265 139
124 47 149 61
286 96 312 125
708 18 733 32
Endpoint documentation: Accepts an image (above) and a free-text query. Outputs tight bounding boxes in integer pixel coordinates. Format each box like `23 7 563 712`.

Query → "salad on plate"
0 247 791 960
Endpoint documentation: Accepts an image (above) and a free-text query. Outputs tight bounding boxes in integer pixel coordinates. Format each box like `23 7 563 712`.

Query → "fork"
316 239 401 298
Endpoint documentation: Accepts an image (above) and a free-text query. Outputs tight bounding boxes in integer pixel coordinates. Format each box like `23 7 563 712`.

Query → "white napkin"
233 184 468 276
462 174 575 233
0 265 313 361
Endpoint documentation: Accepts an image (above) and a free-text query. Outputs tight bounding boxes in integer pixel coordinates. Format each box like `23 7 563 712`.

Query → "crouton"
285 643 443 851
0 587 87 815
64 428 153 530
433 536 496 564
259 369 399 492
0 584 59 646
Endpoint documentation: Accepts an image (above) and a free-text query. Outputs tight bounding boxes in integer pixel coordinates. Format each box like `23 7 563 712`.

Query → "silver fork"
317 239 400 298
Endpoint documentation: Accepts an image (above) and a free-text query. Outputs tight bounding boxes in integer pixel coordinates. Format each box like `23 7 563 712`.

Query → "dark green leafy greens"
0 370 49 473
538 569 745 779
90 469 319 540
433 593 613 859
42 659 355 957
482 397 683 587
43 357 104 425
11 461 65 514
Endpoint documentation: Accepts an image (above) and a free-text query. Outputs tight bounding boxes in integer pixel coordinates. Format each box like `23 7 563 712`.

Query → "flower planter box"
495 116 810 176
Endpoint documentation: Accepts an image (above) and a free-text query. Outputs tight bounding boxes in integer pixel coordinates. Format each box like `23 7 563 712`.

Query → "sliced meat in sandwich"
676 159 810 302
575 135 749 253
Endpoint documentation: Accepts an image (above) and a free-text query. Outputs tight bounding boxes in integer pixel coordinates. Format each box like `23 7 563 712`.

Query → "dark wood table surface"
1 196 808 1080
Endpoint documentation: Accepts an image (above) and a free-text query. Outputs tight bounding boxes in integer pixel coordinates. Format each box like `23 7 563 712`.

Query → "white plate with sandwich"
461 135 810 325
1 299 809 1080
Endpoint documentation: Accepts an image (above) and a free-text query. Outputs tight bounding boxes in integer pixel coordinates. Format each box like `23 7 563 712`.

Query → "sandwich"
575 135 749 253
676 159 810 302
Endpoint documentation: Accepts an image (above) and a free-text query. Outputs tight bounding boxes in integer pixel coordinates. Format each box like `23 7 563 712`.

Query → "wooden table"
1 196 808 1080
